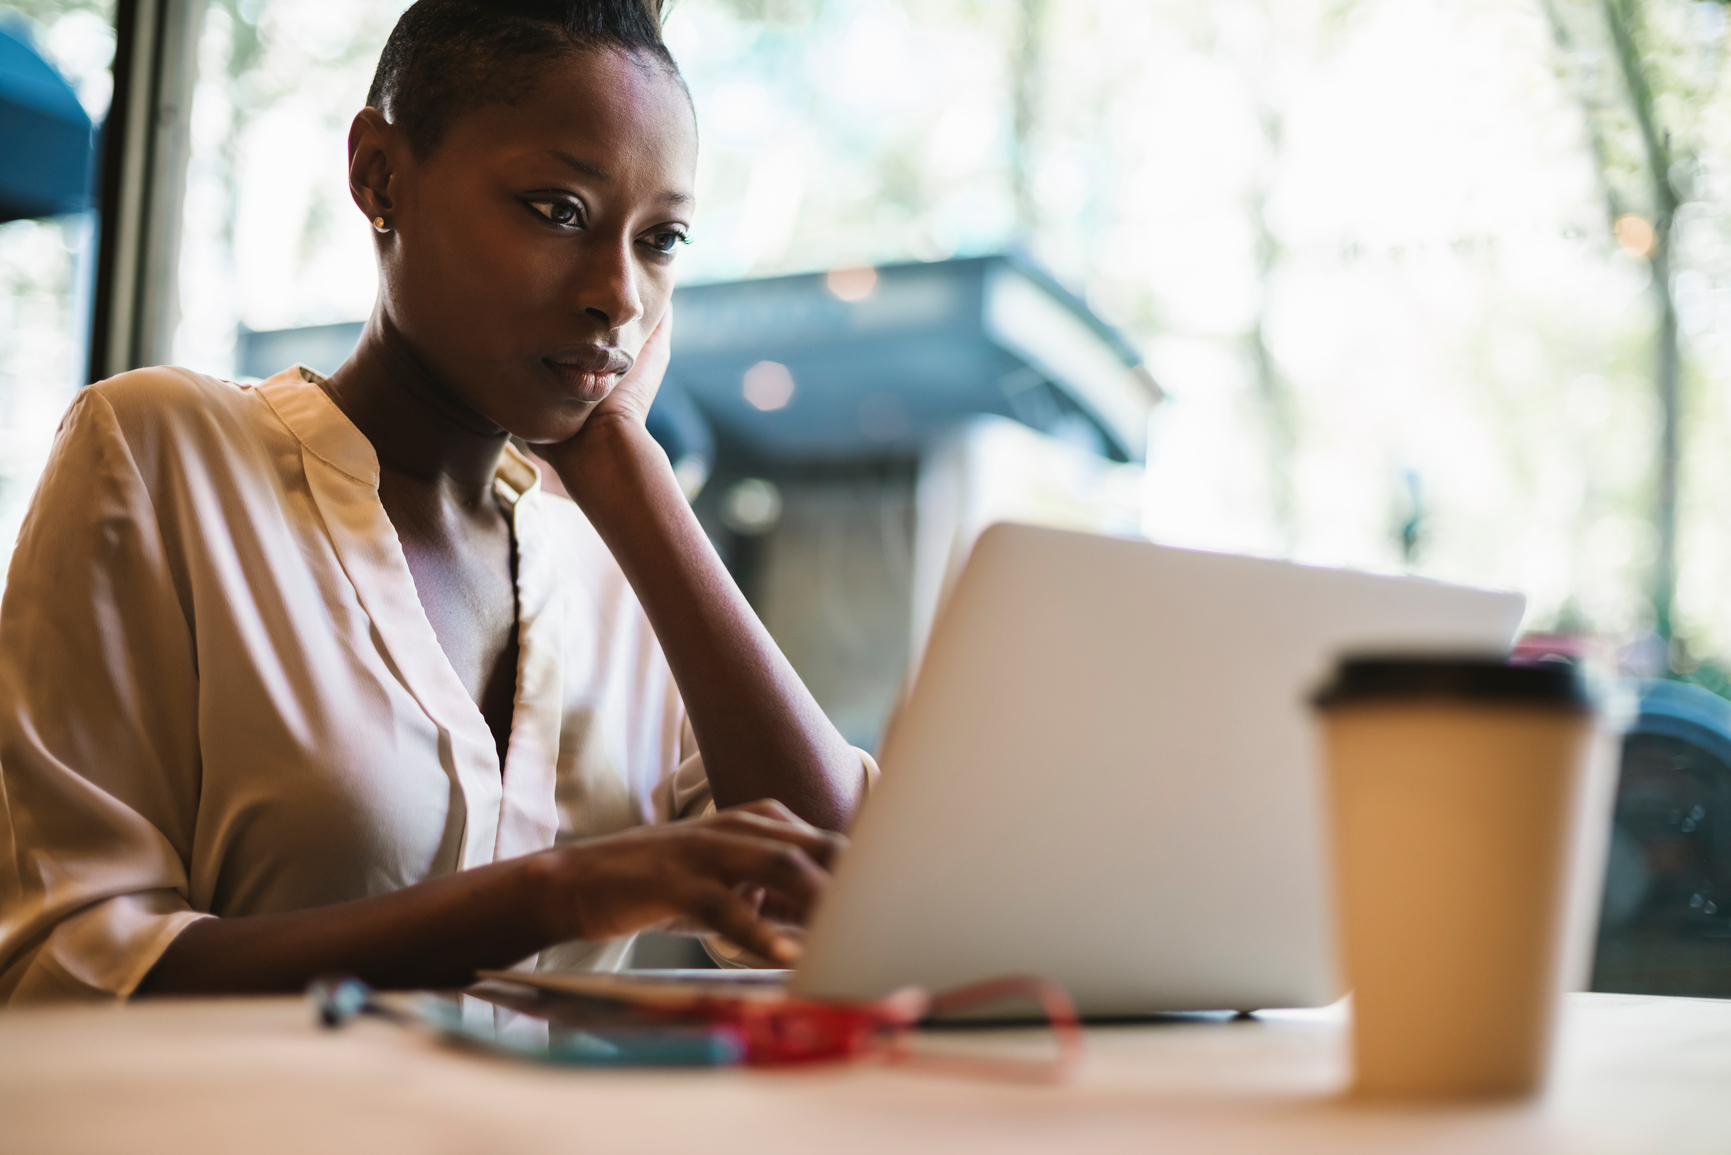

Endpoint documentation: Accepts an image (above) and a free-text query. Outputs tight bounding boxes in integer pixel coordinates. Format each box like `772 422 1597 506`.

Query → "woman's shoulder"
58 365 297 491
528 489 646 607
72 366 289 473
85 365 255 428
532 488 614 569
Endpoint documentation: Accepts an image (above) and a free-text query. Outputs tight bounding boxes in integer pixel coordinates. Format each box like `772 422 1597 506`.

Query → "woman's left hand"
586 310 674 432
534 310 671 486
598 309 673 428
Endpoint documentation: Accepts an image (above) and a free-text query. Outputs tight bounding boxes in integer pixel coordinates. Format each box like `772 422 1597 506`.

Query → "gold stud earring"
371 216 389 233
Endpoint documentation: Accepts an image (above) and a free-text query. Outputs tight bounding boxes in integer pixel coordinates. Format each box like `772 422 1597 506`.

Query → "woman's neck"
322 307 509 505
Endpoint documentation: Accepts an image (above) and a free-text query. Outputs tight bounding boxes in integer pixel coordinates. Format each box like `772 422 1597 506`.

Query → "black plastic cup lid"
1312 654 1593 711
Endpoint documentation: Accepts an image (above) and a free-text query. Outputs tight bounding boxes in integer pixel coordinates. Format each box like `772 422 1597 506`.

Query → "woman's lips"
545 346 632 403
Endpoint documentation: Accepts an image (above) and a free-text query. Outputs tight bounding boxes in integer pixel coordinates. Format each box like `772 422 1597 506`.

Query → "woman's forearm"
139 856 552 994
138 810 842 995
556 419 863 830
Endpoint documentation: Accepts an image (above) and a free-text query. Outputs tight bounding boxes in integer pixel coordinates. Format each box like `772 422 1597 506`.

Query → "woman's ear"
348 108 399 227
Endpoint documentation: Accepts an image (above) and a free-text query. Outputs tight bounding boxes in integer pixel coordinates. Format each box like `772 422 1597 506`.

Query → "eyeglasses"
311 972 1083 1081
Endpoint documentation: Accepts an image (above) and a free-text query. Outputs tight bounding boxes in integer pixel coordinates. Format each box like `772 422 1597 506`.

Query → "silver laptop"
783 522 1525 1015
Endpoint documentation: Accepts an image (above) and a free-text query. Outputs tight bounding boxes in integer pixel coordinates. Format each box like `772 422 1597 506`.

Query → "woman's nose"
577 236 644 332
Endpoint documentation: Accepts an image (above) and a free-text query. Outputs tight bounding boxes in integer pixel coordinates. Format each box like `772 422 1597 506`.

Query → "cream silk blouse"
0 365 871 1002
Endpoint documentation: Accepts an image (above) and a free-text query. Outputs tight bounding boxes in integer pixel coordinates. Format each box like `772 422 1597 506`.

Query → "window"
0 0 111 562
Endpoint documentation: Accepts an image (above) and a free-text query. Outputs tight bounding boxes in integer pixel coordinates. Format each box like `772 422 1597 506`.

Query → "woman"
0 0 874 1001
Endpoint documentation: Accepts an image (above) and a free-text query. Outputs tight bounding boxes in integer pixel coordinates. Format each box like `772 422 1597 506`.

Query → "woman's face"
376 47 697 443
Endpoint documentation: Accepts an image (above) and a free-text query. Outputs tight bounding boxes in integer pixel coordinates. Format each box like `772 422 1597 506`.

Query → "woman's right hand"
529 800 846 965
140 800 844 995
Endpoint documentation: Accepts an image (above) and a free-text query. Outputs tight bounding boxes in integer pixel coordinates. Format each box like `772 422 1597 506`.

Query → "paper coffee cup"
1315 656 1603 1099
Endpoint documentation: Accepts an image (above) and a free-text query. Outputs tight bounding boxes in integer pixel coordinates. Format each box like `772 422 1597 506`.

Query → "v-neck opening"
479 485 524 776
258 366 567 867
492 457 567 857
366 467 527 783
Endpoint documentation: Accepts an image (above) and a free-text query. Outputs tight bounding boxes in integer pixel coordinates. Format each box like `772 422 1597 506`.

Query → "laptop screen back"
793 523 1526 1015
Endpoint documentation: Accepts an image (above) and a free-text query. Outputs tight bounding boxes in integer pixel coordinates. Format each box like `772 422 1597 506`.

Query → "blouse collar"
263 364 545 506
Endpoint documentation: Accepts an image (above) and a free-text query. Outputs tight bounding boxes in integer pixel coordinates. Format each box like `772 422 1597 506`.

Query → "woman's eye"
528 199 583 227
645 230 690 255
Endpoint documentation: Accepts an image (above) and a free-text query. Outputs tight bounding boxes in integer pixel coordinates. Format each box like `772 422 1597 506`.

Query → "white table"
1 992 1726 1153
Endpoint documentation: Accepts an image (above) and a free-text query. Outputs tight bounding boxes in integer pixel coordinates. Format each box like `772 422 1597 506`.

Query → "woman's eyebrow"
544 150 692 206
547 150 611 181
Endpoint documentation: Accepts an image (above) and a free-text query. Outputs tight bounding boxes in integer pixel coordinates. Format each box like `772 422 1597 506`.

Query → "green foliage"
1 0 112 23
1669 635 1731 701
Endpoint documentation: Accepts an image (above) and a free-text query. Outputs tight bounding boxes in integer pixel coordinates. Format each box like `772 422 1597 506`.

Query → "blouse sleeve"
0 386 210 1002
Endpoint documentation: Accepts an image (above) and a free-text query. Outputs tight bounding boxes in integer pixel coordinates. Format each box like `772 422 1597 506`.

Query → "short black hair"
366 0 681 158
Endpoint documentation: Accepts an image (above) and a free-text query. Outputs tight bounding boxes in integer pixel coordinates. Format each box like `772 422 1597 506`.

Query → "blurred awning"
0 21 94 222
666 256 1160 465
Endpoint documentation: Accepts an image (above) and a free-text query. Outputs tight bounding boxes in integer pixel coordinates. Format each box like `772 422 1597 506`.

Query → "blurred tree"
1010 0 1048 239
1542 0 1731 656
202 0 265 331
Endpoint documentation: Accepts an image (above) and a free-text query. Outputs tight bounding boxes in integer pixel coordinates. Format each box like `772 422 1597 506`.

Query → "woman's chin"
509 406 594 450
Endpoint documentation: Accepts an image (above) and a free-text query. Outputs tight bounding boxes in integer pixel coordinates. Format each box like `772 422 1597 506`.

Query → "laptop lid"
791 522 1526 1015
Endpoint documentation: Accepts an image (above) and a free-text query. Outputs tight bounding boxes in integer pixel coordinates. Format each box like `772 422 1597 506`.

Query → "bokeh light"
742 360 797 411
